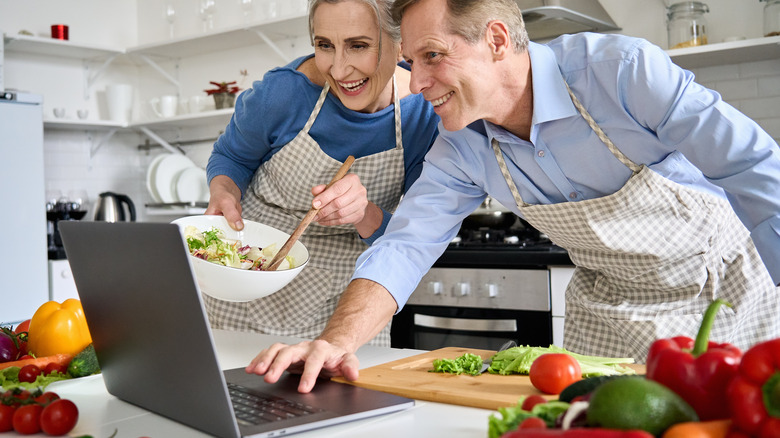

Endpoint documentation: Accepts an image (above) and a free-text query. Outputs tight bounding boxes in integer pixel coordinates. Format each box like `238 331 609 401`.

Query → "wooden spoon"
264 155 356 271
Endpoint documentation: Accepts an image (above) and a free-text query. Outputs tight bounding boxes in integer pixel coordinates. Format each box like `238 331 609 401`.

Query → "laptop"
59 221 414 438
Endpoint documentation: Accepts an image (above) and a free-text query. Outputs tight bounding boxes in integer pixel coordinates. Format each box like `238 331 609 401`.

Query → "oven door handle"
413 314 518 332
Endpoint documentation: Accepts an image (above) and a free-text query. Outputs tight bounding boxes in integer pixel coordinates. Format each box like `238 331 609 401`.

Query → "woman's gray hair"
391 0 529 52
308 0 401 58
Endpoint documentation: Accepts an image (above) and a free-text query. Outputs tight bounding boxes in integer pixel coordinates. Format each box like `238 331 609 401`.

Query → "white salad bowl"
171 215 309 302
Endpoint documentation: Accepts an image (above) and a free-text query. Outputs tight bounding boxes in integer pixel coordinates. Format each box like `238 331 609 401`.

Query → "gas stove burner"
452 222 552 249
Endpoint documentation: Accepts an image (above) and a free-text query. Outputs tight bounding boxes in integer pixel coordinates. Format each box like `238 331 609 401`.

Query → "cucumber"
558 375 627 403
67 344 100 377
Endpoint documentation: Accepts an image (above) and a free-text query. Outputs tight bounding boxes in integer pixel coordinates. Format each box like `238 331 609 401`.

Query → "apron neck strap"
563 80 642 173
303 82 331 133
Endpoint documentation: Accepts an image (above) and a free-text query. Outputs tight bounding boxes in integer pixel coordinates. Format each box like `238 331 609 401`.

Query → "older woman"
204 0 439 346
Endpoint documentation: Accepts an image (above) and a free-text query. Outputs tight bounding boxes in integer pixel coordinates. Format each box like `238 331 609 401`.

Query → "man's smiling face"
401 0 498 131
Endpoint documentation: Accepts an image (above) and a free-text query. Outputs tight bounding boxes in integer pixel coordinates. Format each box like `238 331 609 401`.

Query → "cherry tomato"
12 404 43 434
13 319 30 358
40 399 79 436
44 362 68 376
521 394 548 411
17 354 33 361
34 391 60 406
18 364 42 383
0 404 15 432
518 416 547 429
4 389 32 406
529 353 582 395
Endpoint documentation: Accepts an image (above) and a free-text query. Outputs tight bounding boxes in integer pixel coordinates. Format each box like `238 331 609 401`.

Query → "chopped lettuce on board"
487 345 635 377
430 353 483 376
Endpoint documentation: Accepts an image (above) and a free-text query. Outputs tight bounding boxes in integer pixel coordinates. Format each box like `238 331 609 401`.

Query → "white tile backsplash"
692 59 780 143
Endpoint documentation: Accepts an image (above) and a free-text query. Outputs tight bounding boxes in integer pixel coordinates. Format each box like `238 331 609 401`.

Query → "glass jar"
765 0 780 37
667 1 710 49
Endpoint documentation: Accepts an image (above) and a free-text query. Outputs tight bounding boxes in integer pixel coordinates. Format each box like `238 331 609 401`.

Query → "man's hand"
244 279 397 393
245 340 360 393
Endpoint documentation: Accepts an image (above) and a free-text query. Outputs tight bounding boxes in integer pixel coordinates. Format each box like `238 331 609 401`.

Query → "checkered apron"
203 78 405 347
492 82 780 362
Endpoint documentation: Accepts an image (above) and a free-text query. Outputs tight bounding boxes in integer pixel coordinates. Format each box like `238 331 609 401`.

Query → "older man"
248 0 780 393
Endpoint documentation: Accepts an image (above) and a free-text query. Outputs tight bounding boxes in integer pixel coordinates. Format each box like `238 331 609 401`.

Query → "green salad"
183 226 295 271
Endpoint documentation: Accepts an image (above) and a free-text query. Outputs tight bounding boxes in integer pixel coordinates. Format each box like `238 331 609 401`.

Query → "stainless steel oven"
391 205 573 351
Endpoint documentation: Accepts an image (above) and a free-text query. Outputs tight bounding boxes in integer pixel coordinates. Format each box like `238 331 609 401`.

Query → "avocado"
586 376 698 437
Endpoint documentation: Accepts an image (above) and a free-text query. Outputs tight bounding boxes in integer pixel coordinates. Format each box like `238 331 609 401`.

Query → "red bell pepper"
646 299 742 421
500 429 653 438
726 338 780 438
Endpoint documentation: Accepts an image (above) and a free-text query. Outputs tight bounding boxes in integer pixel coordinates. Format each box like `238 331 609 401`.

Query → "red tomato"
521 394 548 411
13 320 30 358
40 399 79 436
44 362 68 376
13 320 31 334
529 353 582 395
518 416 547 429
18 364 42 383
34 391 60 406
0 404 15 432
12 404 43 434
4 389 32 406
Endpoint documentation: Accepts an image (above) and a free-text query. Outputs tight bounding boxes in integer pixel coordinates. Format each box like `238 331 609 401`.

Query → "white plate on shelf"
154 154 196 203
175 167 209 203
145 153 169 203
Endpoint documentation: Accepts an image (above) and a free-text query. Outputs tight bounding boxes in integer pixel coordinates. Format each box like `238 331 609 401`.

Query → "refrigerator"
0 90 50 324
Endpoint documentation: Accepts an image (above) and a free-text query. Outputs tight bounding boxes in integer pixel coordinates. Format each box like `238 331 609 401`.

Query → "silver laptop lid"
60 221 241 438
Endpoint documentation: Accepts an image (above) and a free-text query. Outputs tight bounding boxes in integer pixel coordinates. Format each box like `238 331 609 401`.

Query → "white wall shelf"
3 33 124 59
43 107 233 131
127 15 307 60
4 14 306 61
44 108 233 156
667 35 780 69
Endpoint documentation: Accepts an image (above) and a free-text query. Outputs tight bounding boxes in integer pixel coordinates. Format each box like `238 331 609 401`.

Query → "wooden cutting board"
333 347 644 411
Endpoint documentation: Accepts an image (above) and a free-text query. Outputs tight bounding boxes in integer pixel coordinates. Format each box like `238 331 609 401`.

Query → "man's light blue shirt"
352 33 780 308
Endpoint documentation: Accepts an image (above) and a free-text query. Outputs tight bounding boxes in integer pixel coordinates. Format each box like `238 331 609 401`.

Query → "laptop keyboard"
228 383 324 426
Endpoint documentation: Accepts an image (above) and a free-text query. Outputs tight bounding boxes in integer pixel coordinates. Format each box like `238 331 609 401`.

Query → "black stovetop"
434 224 573 268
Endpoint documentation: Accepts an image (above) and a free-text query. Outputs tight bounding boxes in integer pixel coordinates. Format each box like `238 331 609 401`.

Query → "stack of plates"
146 153 209 204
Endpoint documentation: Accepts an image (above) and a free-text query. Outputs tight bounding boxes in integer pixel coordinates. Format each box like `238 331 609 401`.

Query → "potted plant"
204 80 240 109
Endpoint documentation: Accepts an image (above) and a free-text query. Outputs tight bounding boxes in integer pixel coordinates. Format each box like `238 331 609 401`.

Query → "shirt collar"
480 42 578 144
528 41 578 125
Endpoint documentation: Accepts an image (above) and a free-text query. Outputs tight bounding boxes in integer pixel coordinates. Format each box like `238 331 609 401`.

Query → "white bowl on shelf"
171 215 309 302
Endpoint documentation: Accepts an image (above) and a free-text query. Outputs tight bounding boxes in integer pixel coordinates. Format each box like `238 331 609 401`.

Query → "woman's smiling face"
312 0 399 113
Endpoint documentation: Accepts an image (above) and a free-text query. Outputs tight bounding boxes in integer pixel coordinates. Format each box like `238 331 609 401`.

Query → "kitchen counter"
2 330 496 438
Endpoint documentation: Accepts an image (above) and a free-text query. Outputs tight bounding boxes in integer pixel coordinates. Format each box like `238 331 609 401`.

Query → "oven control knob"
429 281 443 295
456 282 470 296
487 283 499 298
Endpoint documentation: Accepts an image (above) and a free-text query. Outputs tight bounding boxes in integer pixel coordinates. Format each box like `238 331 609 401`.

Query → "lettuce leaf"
488 345 636 377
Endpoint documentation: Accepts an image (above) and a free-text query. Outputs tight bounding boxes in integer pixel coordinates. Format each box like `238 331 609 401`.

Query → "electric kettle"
94 192 136 222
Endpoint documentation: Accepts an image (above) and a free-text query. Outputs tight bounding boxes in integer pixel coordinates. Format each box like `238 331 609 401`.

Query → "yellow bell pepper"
27 298 93 357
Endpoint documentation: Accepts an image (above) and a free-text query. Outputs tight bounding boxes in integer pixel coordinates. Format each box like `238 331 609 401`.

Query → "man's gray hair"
391 0 529 52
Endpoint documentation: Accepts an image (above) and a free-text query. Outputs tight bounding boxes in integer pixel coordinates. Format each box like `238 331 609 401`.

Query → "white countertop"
2 330 495 437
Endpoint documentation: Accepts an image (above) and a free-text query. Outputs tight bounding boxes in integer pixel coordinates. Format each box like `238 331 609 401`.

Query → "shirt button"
537 150 545 157
569 192 578 199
